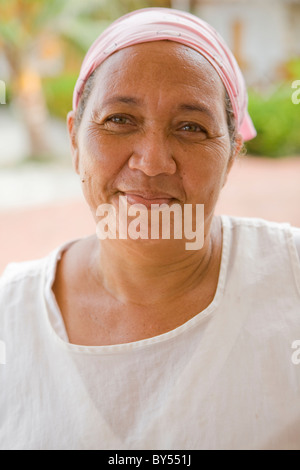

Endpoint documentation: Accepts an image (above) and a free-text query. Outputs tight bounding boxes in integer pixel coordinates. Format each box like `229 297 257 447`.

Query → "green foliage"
245 83 300 157
286 58 300 80
42 74 77 119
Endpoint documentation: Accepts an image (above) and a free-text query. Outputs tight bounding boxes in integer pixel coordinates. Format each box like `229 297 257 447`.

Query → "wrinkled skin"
54 41 243 346
69 41 241 228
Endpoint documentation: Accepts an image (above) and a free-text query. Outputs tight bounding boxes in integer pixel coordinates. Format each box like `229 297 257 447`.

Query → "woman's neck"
88 215 222 307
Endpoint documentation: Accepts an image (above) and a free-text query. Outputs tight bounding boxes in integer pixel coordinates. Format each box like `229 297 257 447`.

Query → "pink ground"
1 155 299 275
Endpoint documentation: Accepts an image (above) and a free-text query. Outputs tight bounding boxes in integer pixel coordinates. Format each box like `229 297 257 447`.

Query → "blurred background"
0 0 300 274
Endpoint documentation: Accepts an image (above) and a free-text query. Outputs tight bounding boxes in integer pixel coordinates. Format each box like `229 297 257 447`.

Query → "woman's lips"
121 192 175 209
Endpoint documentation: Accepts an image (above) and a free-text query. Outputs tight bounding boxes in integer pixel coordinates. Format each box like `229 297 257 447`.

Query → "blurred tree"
0 0 111 159
0 0 171 160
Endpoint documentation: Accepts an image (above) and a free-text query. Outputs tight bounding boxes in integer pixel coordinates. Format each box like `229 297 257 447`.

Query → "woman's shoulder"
0 257 47 290
221 214 300 272
0 257 49 327
0 238 84 293
222 215 299 243
222 214 296 230
291 226 300 261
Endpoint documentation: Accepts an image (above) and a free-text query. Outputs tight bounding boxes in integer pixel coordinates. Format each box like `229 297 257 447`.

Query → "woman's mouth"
126 193 173 207
120 192 175 209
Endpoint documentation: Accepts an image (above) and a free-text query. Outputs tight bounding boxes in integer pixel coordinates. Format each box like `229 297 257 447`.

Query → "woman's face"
68 41 241 226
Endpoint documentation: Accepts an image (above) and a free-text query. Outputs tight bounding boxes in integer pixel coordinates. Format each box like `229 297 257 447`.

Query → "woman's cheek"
77 139 121 213
76 143 105 212
182 143 230 206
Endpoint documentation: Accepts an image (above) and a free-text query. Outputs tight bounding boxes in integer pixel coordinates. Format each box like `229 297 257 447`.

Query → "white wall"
195 0 290 85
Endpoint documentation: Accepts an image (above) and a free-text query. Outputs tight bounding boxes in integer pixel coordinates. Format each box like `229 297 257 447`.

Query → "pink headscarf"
73 7 256 141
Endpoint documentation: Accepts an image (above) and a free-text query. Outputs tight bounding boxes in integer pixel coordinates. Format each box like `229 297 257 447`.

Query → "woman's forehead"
98 41 221 76
91 41 224 101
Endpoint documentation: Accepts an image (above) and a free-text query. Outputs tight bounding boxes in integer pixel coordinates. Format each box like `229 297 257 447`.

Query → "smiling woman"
70 41 235 231
0 7 300 451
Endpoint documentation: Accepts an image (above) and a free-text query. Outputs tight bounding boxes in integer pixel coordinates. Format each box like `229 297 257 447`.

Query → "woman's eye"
106 115 130 125
180 123 204 133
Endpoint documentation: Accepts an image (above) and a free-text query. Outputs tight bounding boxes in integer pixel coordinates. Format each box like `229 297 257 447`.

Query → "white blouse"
0 215 300 450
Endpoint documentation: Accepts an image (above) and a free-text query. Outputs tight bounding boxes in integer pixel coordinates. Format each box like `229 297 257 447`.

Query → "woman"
1 8 300 450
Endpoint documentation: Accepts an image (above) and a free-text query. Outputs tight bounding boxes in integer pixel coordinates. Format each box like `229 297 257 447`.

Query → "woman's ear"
67 110 80 175
223 133 243 187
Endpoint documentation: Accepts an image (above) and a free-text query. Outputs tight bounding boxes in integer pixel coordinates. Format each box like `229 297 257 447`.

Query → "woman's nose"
128 129 177 176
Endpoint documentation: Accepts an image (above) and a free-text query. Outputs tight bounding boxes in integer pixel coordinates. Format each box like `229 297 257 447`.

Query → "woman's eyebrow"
100 97 217 123
177 103 216 122
102 96 142 107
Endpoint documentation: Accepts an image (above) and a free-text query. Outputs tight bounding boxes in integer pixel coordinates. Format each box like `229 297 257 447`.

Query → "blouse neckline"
42 214 231 355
